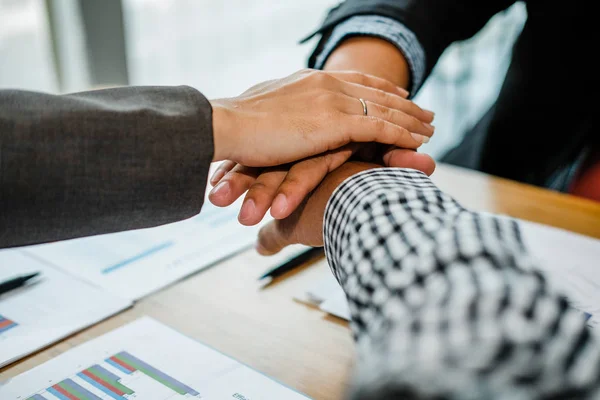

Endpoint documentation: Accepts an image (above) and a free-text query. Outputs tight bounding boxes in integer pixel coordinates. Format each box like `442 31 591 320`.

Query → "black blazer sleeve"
0 86 214 248
306 0 516 76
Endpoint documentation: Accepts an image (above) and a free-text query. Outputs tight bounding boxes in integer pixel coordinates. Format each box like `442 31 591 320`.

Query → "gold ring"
359 98 368 116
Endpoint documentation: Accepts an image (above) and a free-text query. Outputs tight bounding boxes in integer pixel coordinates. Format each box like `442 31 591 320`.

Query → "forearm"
324 169 600 399
323 37 410 89
0 86 213 248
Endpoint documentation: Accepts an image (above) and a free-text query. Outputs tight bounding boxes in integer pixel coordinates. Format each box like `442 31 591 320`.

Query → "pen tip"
258 276 273 288
24 272 41 280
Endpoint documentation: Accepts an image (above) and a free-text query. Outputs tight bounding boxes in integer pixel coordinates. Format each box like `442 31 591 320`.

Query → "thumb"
256 221 295 256
382 148 436 176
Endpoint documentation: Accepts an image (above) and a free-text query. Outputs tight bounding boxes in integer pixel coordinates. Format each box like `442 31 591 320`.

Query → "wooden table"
2 164 599 399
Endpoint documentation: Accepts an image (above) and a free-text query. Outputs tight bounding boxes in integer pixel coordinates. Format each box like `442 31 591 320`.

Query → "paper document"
293 266 348 320
319 290 350 321
299 219 600 325
24 197 262 300
519 220 600 330
0 250 131 368
0 317 310 400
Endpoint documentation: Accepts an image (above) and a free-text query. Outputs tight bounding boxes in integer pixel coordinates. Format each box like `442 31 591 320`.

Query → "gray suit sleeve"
0 86 214 248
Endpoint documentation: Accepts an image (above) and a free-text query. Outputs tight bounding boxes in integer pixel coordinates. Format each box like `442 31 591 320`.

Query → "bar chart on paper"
28 351 200 400
2 318 310 400
24 194 264 300
0 250 130 368
0 314 18 335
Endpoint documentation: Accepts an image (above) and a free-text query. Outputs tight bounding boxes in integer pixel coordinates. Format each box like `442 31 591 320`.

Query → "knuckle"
282 174 304 190
370 116 387 131
306 157 330 175
248 181 270 196
352 71 368 84
317 90 341 107
309 70 334 85
379 105 394 120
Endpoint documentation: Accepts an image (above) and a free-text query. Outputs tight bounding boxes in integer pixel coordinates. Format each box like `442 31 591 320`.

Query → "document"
24 197 263 301
319 290 350 321
298 219 600 326
0 250 131 368
0 317 310 400
519 220 600 330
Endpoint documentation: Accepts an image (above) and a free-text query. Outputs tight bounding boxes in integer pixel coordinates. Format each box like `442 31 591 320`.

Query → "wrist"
323 37 410 89
209 99 237 162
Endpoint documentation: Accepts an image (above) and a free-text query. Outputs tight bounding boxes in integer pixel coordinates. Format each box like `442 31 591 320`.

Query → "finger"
256 221 293 255
210 160 236 186
327 70 410 99
208 165 260 207
383 148 436 176
350 99 434 139
340 82 435 123
271 145 357 219
239 168 287 226
338 114 427 150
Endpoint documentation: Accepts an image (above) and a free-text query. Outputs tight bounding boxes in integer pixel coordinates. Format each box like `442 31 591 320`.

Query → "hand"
209 147 435 225
254 151 435 255
210 69 434 166
322 37 435 174
254 161 382 255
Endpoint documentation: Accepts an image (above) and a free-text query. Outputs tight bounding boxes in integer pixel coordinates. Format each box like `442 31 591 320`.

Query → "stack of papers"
0 250 131 368
296 218 600 326
23 198 262 301
0 317 310 399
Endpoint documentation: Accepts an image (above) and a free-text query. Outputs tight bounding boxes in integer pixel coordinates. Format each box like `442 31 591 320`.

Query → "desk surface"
2 164 599 399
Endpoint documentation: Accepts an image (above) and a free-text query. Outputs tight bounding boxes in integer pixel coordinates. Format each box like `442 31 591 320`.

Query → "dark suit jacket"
0 86 214 248
306 0 597 190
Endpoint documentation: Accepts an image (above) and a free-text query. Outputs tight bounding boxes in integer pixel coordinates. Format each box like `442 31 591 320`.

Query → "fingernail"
411 133 430 144
209 181 230 197
398 87 410 97
424 122 435 132
424 110 435 119
239 199 256 222
210 168 225 185
272 194 288 218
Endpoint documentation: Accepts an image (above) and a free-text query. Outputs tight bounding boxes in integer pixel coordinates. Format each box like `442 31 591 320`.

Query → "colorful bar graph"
39 351 199 399
77 371 126 400
81 366 133 396
27 395 49 400
106 356 134 375
60 378 103 400
101 241 174 274
0 315 18 334
113 351 200 395
47 386 73 400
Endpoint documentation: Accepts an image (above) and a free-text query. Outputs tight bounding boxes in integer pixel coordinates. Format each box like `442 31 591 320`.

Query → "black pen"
0 272 41 296
258 247 324 286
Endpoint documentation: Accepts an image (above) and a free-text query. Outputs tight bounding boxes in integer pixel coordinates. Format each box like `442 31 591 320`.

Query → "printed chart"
2 318 310 400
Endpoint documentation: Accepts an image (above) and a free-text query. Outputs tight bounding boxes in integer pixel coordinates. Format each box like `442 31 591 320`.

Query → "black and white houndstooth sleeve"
323 168 600 399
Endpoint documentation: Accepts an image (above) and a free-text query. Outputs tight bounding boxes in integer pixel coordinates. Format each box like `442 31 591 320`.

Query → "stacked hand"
254 161 382 255
209 69 435 231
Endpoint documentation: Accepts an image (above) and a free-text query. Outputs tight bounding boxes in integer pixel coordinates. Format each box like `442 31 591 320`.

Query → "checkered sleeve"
313 15 426 95
323 168 600 399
